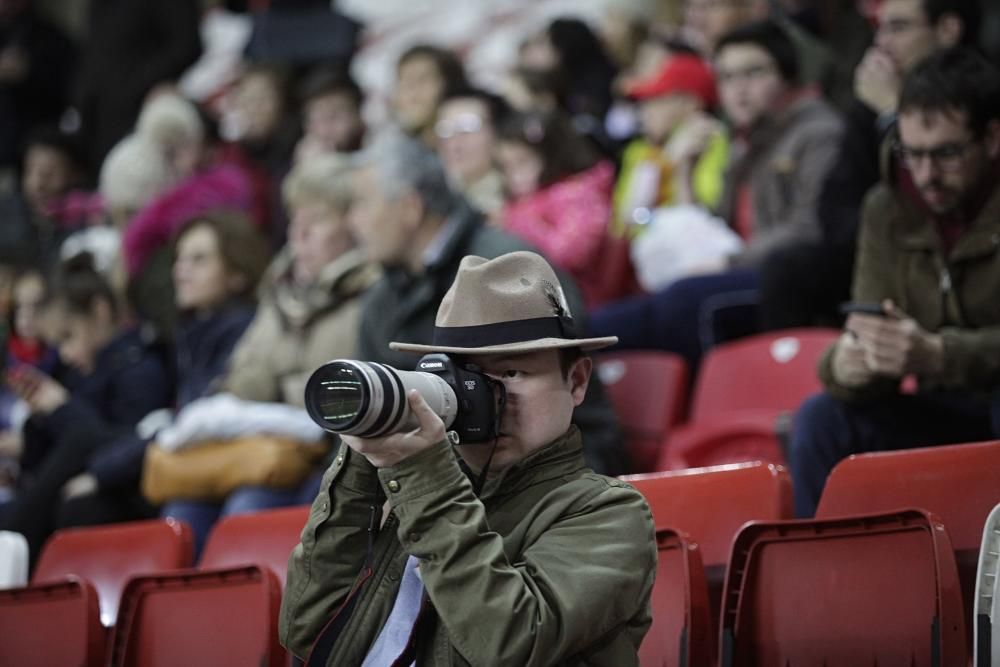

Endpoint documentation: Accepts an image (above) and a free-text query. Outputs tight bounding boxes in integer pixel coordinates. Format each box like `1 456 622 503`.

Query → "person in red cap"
612 52 728 235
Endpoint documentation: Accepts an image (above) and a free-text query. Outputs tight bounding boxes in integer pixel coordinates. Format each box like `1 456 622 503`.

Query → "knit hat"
99 134 174 213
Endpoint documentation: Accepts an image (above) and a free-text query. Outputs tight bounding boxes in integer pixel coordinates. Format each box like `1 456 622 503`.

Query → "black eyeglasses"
892 138 975 172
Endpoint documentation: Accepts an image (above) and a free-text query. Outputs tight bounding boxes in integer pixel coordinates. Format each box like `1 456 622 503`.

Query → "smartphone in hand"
839 302 887 317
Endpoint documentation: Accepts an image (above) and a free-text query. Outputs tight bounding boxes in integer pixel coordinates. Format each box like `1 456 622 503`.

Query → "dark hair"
510 66 569 111
397 44 469 97
299 66 364 110
47 253 119 320
899 47 1000 138
438 85 511 127
714 20 800 84
22 126 87 175
922 0 981 46
497 111 598 189
173 210 270 304
545 18 617 118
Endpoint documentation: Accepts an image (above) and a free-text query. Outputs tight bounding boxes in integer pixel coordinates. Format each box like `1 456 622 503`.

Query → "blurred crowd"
1 0 999 563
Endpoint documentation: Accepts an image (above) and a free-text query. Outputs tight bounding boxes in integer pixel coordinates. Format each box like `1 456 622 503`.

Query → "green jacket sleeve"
279 445 384 658
938 325 1000 390
377 440 656 667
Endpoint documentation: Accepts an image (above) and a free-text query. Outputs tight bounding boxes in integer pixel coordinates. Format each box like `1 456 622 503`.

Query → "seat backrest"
109 565 283 667
817 440 1000 553
639 529 713 667
622 462 793 569
199 505 309 591
690 328 837 421
974 502 1000 666
720 509 967 667
32 518 193 626
597 351 688 473
0 578 106 667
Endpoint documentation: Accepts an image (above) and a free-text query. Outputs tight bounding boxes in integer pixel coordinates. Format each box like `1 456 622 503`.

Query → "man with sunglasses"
789 48 1000 517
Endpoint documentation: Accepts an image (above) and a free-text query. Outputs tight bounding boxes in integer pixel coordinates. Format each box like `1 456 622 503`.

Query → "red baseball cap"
626 54 718 108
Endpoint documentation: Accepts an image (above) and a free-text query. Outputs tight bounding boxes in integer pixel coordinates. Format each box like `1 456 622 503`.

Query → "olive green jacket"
819 180 1000 401
279 427 657 666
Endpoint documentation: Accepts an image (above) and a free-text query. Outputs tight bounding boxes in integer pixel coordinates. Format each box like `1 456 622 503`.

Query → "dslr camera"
304 354 504 444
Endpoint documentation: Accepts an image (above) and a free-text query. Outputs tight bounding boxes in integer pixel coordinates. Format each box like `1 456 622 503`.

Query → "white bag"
630 204 744 292
0 531 28 589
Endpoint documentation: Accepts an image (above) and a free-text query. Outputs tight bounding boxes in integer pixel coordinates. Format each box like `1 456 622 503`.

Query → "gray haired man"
346 132 628 475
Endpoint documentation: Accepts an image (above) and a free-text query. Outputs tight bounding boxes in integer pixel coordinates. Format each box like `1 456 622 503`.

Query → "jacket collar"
475 426 589 501
266 247 378 328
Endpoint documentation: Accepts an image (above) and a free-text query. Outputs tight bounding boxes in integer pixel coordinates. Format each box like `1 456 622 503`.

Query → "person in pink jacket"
496 111 633 310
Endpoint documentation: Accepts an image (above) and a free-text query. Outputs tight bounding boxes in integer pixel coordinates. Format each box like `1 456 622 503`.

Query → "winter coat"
279 426 656 666
222 247 378 407
819 176 1000 402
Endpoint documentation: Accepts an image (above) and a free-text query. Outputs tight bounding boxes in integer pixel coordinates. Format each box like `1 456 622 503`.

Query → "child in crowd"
294 67 366 163
496 111 633 311
0 256 171 560
57 211 268 533
392 45 468 146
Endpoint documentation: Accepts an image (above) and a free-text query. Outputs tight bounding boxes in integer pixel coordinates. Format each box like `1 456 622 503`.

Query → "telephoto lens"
304 354 503 443
304 360 458 438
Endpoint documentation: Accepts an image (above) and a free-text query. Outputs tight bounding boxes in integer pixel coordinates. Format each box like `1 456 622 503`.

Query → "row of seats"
2 440 998 665
598 327 838 472
0 506 308 666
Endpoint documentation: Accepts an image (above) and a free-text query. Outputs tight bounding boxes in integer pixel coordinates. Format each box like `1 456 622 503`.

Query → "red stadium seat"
816 439 1000 653
659 328 838 470
0 578 106 667
109 565 284 667
32 518 194 626
597 351 689 472
623 461 792 650
720 509 967 666
639 529 712 667
199 505 309 591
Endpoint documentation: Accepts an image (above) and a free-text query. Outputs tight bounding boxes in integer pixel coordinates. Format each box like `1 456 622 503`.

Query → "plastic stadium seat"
639 529 712 667
199 505 309 591
109 565 283 667
32 518 194 626
596 351 689 472
817 439 1000 652
622 462 793 570
721 509 967 667
0 578 105 667
974 503 1000 666
659 328 838 470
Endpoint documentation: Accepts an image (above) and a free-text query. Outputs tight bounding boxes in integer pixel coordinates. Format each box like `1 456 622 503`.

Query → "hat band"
432 316 576 349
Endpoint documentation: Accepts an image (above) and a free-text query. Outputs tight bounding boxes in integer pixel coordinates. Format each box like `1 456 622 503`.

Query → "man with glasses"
789 48 1000 517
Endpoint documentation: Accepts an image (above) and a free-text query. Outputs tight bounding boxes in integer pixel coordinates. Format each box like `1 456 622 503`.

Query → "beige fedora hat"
390 251 618 355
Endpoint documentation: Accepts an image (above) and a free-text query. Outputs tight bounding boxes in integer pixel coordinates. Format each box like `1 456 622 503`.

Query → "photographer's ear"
568 356 591 407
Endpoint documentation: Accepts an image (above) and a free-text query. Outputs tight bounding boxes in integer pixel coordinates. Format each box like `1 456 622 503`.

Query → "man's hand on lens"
341 390 448 468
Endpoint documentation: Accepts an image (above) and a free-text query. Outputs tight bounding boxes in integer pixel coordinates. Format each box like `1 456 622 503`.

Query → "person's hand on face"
341 390 448 468
854 47 902 115
5 365 69 415
846 299 943 378
665 111 722 165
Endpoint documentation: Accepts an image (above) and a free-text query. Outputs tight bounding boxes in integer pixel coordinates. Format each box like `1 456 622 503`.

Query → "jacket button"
387 480 401 493
335 456 344 466
409 532 421 543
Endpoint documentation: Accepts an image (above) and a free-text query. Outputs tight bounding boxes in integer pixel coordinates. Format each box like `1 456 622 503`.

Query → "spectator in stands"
434 86 507 218
0 0 77 172
758 0 981 330
157 155 378 553
0 127 88 270
58 211 268 536
293 67 366 164
589 20 843 371
789 48 1000 517
496 111 624 311
392 44 468 147
280 250 656 666
75 0 201 168
613 53 727 234
0 255 171 559
502 65 568 115
348 132 627 475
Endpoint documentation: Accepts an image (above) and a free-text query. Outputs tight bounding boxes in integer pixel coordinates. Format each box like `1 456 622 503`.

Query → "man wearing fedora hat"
280 251 657 667
346 130 628 476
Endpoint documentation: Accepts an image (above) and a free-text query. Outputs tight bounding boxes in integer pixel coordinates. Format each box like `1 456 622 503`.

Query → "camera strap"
472 380 507 496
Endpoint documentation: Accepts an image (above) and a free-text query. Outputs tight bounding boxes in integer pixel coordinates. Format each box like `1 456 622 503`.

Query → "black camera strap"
472 380 507 496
